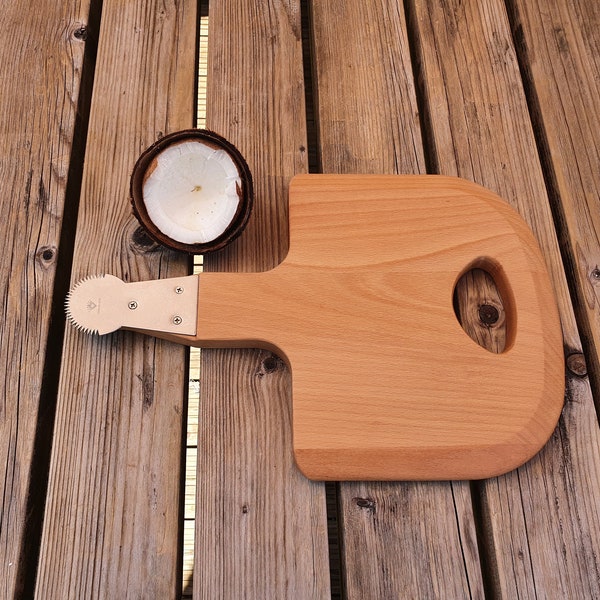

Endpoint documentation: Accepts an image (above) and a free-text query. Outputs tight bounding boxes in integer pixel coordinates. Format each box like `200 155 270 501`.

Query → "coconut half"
130 130 253 254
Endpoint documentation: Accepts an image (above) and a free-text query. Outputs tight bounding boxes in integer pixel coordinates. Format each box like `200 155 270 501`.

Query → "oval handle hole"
453 267 507 353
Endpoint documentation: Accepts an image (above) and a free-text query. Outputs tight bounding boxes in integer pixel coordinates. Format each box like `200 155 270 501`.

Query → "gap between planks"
183 257 203 598
182 7 208 596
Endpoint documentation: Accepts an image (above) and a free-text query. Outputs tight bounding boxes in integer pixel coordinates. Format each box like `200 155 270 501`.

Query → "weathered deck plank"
410 0 600 596
35 1 197 597
194 0 330 598
0 2 94 597
508 0 600 399
310 1 485 597
2 0 598 597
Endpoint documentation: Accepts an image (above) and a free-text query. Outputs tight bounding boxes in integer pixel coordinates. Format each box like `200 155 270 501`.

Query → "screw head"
128 301 138 310
173 315 182 325
175 286 184 294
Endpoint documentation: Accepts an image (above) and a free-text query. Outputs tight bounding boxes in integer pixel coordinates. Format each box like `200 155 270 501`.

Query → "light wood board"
172 174 564 480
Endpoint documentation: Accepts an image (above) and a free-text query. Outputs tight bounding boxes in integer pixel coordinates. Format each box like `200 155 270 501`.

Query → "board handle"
161 271 292 359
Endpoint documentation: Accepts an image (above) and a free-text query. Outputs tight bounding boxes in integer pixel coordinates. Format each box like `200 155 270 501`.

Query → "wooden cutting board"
170 174 564 480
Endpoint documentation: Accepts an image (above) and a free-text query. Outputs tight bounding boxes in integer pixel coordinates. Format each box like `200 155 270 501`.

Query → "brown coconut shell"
130 129 253 254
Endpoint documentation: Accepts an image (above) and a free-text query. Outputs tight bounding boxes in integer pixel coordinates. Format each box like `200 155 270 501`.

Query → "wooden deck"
1 0 600 598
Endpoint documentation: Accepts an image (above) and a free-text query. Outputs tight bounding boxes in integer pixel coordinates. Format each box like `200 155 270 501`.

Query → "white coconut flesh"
142 140 242 244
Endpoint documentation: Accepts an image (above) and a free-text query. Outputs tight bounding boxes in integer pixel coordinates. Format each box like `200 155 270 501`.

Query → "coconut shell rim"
130 129 254 254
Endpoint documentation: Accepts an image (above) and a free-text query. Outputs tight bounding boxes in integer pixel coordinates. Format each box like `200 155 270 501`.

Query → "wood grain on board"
35 0 197 597
0 2 92 597
411 0 600 596
310 0 485 596
195 0 331 598
171 175 564 481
